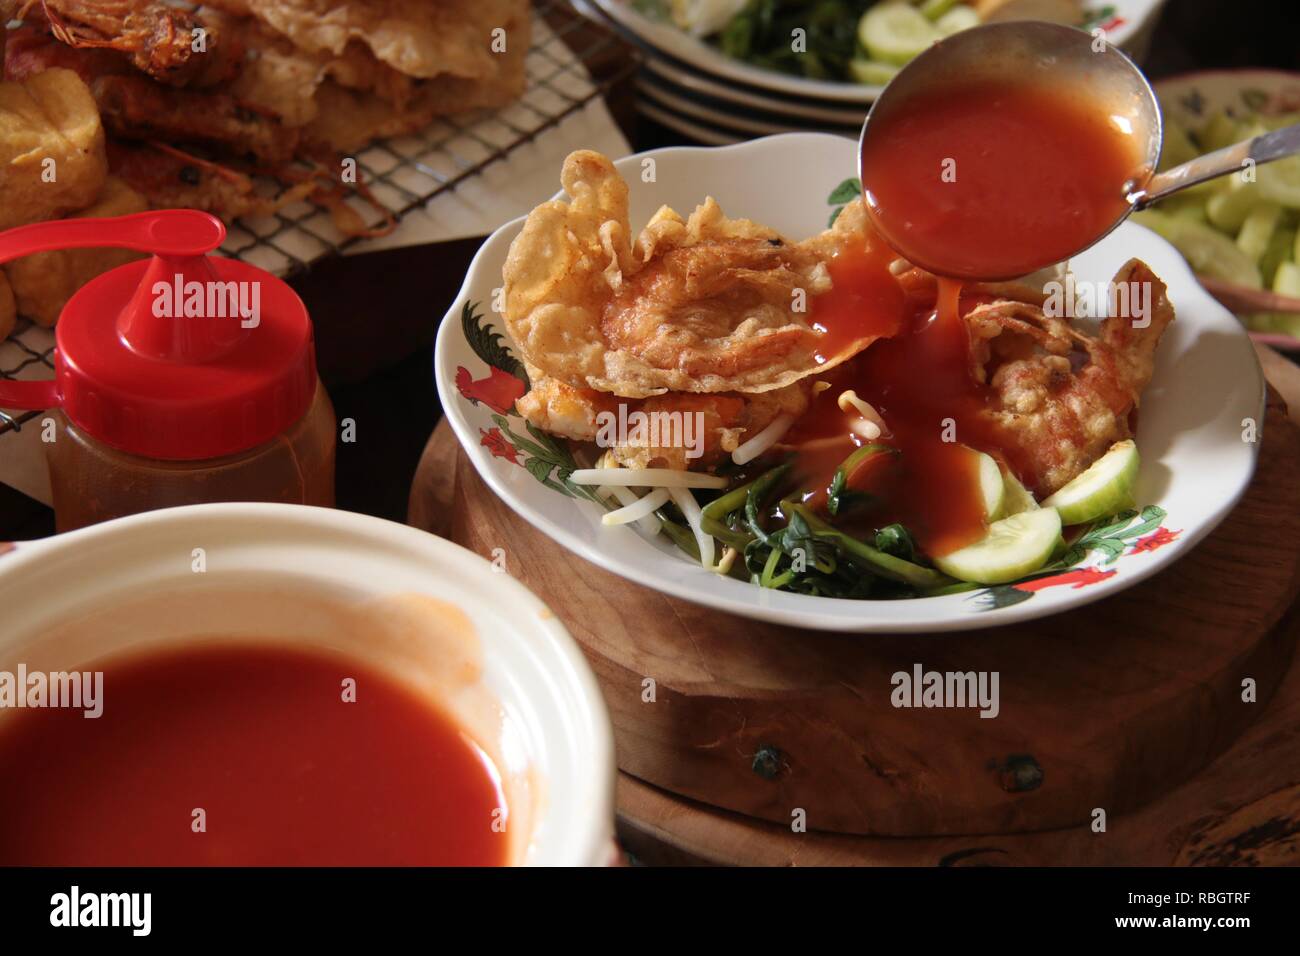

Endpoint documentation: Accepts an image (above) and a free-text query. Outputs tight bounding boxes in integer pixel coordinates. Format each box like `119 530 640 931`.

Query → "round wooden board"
412 387 1300 841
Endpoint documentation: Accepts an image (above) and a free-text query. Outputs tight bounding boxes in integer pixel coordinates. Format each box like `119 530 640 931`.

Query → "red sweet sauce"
788 79 1144 555
0 644 508 866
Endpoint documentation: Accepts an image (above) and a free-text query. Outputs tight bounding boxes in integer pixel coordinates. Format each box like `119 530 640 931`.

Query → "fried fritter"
517 371 810 470
0 67 106 230
203 0 525 82
503 150 884 398
968 258 1176 495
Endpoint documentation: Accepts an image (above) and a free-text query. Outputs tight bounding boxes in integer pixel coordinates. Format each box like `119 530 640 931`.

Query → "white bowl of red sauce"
0 503 616 866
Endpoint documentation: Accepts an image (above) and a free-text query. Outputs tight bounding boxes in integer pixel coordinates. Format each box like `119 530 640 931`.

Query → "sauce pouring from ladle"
857 20 1300 283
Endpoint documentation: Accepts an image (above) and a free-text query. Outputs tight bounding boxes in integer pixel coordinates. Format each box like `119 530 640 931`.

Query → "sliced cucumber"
1165 196 1209 224
1237 202 1283 262
1158 121 1200 172
1258 155 1300 209
1131 210 1263 288
933 508 1062 585
1274 260 1300 297
848 58 900 86
1260 226 1296 287
1206 180 1263 232
1041 439 1139 524
857 3 940 66
1001 470 1038 517
919 0 960 19
1199 111 1244 152
934 5 980 36
974 449 1004 521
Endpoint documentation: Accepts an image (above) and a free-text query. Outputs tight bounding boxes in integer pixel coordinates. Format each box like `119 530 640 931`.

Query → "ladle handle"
1134 122 1300 208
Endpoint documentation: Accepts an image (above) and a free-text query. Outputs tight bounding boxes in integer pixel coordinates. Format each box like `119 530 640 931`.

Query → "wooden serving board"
411 365 1300 858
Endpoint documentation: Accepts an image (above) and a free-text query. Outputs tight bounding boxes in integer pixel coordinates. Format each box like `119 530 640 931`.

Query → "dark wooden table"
1 0 1296 541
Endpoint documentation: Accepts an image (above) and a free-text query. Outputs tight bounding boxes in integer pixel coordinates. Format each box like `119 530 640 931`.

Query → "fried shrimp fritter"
502 150 881 398
969 258 1175 496
610 385 811 470
514 367 619 441
516 371 810 470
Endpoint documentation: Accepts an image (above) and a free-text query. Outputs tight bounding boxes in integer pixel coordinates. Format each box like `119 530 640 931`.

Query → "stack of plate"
575 0 1169 144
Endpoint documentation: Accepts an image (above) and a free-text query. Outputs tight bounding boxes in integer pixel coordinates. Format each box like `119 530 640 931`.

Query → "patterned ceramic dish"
435 133 1264 633
588 0 1169 107
1154 69 1300 352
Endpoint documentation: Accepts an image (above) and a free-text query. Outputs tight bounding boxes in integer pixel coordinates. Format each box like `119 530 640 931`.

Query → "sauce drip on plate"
785 79 1146 556
859 78 1145 280
0 644 508 866
792 255 1013 557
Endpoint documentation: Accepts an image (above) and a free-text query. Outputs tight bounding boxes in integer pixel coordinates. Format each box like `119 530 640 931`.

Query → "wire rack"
0 0 637 437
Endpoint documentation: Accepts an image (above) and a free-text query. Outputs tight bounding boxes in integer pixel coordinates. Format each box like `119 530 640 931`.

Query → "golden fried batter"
970 259 1176 495
517 370 810 471
0 67 106 231
203 0 524 81
503 150 883 398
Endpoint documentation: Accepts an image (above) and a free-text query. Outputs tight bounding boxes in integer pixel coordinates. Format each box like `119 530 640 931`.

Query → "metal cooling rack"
0 0 637 436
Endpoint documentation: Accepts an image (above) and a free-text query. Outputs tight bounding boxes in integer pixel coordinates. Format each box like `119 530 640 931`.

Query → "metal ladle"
858 20 1300 276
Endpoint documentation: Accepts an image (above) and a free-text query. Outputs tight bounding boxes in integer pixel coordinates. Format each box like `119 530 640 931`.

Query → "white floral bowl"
435 133 1264 633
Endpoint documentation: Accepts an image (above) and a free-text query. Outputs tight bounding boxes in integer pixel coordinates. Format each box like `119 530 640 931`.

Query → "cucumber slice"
1237 202 1283 262
1041 439 1139 524
1207 181 1263 232
919 0 960 19
1257 155 1300 209
1260 226 1296 287
933 508 1062 585
1001 470 1038 517
848 58 900 86
857 3 940 66
934 5 980 36
1244 310 1300 339
1166 196 1209 224
1199 111 1244 152
1158 121 1200 172
974 449 1004 521
1131 210 1263 288
1274 260 1300 297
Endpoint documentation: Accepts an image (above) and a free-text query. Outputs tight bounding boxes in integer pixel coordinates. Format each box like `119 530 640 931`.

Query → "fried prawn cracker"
503 150 885 398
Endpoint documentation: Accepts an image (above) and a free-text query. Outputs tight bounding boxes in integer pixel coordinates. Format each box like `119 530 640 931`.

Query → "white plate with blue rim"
434 132 1263 633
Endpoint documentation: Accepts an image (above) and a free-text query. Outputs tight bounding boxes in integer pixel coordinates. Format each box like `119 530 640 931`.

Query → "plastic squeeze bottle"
0 209 335 531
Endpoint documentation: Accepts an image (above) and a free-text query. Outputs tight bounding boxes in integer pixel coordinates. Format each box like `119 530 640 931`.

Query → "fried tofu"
3 177 147 327
0 68 107 231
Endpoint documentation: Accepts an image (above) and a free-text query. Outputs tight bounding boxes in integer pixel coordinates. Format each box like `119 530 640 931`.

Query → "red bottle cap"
0 210 315 460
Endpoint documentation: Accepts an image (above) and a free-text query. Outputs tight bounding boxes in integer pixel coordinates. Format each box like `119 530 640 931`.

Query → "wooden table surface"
410 345 1300 868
